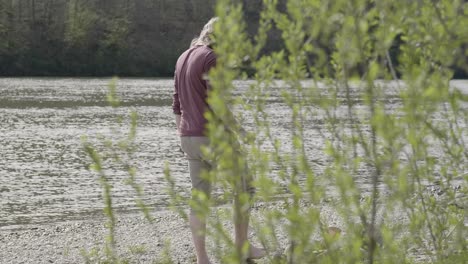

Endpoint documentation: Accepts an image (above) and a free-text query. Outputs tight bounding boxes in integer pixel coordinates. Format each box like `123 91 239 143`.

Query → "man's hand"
175 114 181 132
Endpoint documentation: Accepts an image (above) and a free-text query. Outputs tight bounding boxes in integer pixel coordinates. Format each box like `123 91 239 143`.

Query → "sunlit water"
0 78 466 227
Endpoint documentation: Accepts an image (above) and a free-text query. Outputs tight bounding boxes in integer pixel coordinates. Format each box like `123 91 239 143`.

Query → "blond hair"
191 17 219 47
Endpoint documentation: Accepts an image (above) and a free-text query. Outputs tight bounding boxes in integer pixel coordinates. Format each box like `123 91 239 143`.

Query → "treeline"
0 0 215 76
0 0 467 78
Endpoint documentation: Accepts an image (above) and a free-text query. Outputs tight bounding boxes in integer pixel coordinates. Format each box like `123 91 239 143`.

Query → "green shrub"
166 0 467 263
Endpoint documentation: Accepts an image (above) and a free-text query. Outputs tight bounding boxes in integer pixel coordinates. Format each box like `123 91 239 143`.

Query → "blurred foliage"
164 0 468 263
82 78 154 263
71 0 468 263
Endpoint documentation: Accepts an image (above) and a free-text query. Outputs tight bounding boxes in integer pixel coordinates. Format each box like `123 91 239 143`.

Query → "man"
172 17 265 264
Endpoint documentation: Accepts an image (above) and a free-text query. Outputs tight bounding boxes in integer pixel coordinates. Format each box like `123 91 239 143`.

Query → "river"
0 78 466 228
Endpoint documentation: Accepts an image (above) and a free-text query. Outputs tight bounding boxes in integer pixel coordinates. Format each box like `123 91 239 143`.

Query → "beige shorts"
180 136 255 198
180 136 213 196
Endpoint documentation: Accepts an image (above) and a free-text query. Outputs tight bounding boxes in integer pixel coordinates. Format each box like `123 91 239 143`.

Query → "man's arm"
175 114 181 132
172 70 182 132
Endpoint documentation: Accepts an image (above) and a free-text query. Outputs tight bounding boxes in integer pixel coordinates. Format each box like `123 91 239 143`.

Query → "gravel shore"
1 209 188 264
1 210 232 263
0 202 297 264
3 190 464 264
0 200 346 264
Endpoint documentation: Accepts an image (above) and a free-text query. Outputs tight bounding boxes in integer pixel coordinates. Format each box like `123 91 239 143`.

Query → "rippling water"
0 78 184 227
0 78 466 227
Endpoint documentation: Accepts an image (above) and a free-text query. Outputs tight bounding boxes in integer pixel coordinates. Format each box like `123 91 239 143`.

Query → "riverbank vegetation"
81 0 467 263
188 0 467 263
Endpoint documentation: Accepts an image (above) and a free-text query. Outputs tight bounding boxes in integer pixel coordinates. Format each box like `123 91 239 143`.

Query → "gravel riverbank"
2 194 465 263
0 203 297 264
1 209 192 264
0 200 347 264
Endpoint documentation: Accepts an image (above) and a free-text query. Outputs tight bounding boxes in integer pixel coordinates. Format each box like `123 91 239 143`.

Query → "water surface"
1 78 466 227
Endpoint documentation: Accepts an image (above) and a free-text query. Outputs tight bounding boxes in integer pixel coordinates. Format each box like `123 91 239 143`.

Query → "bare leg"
181 137 212 264
234 195 266 261
190 212 211 264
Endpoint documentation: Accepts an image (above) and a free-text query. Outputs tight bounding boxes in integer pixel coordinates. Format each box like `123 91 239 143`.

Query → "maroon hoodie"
172 45 217 136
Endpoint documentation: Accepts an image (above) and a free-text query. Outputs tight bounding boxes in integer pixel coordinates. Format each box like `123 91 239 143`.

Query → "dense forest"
0 0 217 76
0 0 466 78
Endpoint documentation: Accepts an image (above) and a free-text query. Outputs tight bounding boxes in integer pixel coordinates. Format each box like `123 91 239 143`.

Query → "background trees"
1 0 467 77
0 0 216 76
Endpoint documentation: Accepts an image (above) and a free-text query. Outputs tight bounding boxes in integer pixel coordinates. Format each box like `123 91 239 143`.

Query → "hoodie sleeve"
172 70 181 115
